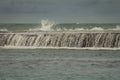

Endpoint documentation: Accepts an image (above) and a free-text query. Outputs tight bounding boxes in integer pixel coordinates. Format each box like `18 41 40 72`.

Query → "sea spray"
29 19 55 31
40 19 55 31
27 20 120 31
1 22 120 49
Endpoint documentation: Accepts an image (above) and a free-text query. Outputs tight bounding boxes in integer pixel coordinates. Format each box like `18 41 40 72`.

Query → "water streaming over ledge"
0 30 120 49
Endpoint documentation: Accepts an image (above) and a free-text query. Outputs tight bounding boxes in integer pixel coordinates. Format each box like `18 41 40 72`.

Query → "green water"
0 24 39 31
0 49 120 80
0 23 120 31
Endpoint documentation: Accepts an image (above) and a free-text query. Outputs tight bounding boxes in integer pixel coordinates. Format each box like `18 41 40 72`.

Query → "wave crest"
28 20 120 31
29 19 55 31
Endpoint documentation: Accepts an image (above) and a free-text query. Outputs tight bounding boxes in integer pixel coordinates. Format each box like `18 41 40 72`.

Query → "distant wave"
1 20 120 50
56 25 120 31
28 26 120 31
28 19 120 31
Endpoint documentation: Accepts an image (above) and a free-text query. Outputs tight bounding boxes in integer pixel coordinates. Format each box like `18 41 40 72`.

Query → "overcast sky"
0 0 120 23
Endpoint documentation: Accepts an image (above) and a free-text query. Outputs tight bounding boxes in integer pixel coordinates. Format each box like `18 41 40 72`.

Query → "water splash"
28 22 120 31
113 25 120 30
29 19 55 31
40 19 55 31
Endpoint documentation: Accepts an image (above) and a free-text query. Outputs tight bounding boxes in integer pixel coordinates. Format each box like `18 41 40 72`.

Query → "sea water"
0 49 120 80
0 22 120 80
0 23 120 31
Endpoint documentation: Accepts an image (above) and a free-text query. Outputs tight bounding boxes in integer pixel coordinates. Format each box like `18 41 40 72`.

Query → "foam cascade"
0 32 120 48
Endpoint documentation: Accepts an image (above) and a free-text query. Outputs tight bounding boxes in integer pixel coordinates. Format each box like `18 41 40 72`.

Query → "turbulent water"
0 31 120 48
0 22 120 80
0 21 120 49
0 23 120 31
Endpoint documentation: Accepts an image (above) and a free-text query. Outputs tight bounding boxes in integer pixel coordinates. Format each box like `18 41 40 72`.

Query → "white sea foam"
55 27 104 31
28 21 120 31
90 27 104 30
40 19 55 31
112 25 120 30
1 46 120 50
0 29 8 31
57 26 120 31
29 19 55 31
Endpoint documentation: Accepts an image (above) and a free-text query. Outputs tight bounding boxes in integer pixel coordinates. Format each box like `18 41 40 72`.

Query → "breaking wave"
28 19 120 31
0 20 120 50
29 19 55 31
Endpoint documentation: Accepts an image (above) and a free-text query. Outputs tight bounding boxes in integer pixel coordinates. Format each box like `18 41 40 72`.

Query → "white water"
2 46 120 50
29 19 55 31
0 20 120 49
0 29 8 31
0 32 120 48
28 20 120 31
58 26 120 31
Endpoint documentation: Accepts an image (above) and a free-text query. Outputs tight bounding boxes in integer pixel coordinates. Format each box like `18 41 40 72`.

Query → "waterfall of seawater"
0 32 120 48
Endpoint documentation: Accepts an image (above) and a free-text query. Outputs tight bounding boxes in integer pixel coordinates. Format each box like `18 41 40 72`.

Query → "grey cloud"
0 0 55 13
0 0 120 23
70 0 120 17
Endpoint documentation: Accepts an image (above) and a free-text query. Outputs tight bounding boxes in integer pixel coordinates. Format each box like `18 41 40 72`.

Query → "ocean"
0 22 120 80
0 23 120 31
0 49 120 80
